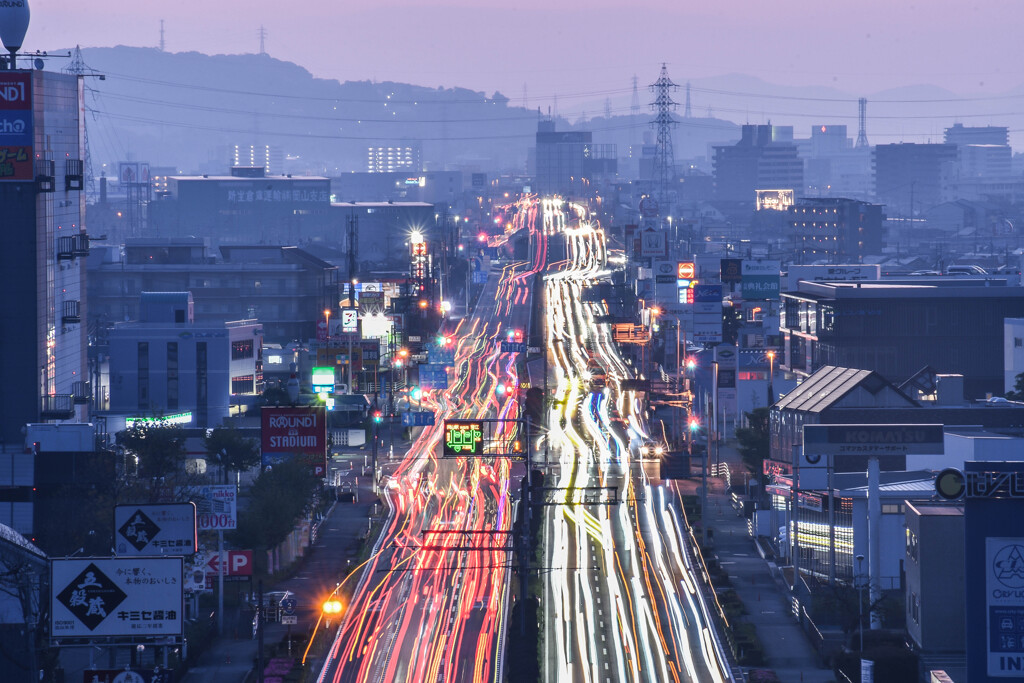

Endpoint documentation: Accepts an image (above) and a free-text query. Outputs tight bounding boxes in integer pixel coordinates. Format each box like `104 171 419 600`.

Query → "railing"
40 394 75 419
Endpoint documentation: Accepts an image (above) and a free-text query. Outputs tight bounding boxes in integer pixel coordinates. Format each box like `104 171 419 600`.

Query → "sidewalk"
181 469 379 683
675 443 836 683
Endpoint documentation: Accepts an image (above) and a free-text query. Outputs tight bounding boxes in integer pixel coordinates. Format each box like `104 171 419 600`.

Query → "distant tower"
64 46 97 199
684 81 692 118
258 26 267 56
522 83 527 109
856 97 869 148
649 63 679 210
604 97 612 120
552 94 558 120
159 19 165 51
630 75 641 117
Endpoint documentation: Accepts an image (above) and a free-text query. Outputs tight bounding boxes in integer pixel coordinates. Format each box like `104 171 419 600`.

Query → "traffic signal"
411 386 423 401
373 411 383 424
688 417 700 431
685 357 697 371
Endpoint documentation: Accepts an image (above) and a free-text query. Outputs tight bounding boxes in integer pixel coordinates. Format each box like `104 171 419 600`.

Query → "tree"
204 426 260 484
1007 372 1024 401
230 458 321 554
735 407 770 473
116 424 188 501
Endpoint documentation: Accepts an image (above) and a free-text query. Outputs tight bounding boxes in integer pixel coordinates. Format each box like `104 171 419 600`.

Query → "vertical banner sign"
261 406 328 477
693 284 723 344
987 537 1024 676
0 72 32 181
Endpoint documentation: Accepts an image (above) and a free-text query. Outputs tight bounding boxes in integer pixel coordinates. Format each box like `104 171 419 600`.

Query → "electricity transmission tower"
856 97 869 148
63 46 100 200
649 63 679 213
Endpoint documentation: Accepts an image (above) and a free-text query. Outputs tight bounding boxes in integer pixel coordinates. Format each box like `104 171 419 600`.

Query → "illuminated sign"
755 189 795 212
261 406 328 477
311 366 334 392
443 420 484 456
0 72 32 181
677 262 695 279
126 412 193 429
411 241 428 257
341 308 358 333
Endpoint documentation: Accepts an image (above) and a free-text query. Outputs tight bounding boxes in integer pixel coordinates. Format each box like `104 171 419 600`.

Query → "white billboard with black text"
51 557 183 639
114 503 197 556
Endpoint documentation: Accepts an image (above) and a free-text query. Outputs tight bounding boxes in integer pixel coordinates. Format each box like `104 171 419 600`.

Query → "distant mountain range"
58 47 1024 175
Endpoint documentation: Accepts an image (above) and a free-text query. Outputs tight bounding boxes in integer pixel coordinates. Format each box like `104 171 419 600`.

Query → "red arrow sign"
205 550 253 576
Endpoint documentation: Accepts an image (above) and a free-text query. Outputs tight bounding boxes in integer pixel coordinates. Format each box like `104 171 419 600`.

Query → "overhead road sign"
401 411 436 427
501 341 527 353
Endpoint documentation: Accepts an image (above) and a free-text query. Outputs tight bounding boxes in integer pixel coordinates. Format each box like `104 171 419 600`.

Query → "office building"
367 142 422 174
943 123 1009 147
788 197 884 264
713 125 804 201
88 239 339 344
0 69 90 446
873 143 957 216
146 166 334 242
533 120 616 196
780 279 1024 397
107 292 262 427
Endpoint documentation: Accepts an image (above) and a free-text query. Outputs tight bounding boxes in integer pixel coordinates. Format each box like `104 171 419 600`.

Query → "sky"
27 0 1024 109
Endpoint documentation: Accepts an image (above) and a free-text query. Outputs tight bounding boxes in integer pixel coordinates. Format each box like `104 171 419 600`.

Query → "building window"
882 503 905 515
167 342 178 410
196 342 208 425
232 339 254 360
910 592 920 625
138 342 150 410
231 375 255 395
1016 337 1023 348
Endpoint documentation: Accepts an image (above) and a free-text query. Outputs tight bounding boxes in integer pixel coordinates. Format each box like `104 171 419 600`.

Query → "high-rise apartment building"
367 142 422 173
233 143 284 175
713 125 804 201
0 69 90 445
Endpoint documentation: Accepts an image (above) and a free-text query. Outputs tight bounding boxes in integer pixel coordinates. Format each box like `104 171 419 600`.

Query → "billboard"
114 503 197 556
720 258 743 284
311 367 334 392
194 485 237 531
0 72 32 181
261 406 328 476
341 308 358 333
693 285 723 344
803 424 944 458
51 557 184 638
756 189 794 212
639 229 667 257
742 260 781 300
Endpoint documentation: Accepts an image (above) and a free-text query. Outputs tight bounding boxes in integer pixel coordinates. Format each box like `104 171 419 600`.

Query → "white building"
108 292 262 428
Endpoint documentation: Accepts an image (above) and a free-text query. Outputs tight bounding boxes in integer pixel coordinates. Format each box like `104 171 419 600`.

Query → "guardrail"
711 461 732 488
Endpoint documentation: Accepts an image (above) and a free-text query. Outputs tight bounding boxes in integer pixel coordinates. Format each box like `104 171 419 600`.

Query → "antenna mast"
649 63 679 212
856 97 869 148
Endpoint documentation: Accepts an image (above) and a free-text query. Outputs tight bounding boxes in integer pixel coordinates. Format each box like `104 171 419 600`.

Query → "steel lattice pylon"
649 63 679 211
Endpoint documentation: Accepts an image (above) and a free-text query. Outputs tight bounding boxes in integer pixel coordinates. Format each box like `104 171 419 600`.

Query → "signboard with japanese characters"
51 557 184 638
114 503 197 556
986 537 1024 676
194 485 238 531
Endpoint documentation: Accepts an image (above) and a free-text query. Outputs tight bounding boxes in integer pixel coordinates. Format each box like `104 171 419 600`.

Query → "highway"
540 198 734 683
318 198 546 683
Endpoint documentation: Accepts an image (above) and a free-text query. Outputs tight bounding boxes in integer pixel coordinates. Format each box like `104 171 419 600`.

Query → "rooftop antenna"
0 0 30 68
856 97 869 148
159 19 165 52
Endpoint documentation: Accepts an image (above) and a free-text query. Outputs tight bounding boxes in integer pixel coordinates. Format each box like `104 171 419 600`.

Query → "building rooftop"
773 365 914 413
906 501 964 517
791 278 1024 300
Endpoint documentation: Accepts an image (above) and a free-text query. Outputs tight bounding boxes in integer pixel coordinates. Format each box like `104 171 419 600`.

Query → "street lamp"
323 309 331 342
767 350 776 404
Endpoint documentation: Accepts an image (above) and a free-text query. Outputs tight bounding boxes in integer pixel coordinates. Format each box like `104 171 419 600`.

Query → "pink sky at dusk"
27 0 1024 102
